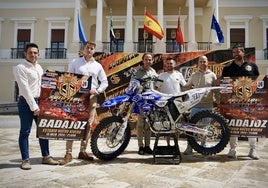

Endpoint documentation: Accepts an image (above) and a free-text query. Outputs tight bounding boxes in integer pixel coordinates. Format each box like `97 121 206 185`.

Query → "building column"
68 0 81 61
187 0 197 52
124 0 133 52
95 0 103 51
154 0 165 53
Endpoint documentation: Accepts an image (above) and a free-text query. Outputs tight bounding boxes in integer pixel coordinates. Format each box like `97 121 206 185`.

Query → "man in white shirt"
60 41 108 165
13 43 58 170
156 57 187 146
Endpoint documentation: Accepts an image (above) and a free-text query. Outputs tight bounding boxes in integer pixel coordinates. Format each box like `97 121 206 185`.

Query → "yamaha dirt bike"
90 77 230 161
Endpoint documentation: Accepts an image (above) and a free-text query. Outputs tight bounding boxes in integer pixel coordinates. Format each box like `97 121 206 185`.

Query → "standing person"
133 52 158 155
155 57 187 146
183 55 217 155
222 45 260 160
59 41 108 165
13 43 59 170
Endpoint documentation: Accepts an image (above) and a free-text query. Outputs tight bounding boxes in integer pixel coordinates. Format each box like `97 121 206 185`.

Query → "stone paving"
0 115 268 188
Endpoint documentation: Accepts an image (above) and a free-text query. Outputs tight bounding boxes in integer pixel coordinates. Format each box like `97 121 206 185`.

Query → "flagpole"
144 6 147 52
178 7 182 52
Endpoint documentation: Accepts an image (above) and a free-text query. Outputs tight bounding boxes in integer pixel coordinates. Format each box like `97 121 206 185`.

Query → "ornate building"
0 0 268 102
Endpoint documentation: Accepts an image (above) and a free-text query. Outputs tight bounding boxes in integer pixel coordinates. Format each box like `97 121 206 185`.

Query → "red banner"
37 70 92 140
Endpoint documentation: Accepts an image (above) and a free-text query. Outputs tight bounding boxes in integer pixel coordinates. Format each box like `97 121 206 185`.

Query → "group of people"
13 42 260 170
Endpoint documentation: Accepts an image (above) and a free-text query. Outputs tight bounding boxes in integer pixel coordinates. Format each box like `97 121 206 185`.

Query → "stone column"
154 0 165 53
95 0 103 51
68 0 80 61
124 0 134 52
187 0 197 52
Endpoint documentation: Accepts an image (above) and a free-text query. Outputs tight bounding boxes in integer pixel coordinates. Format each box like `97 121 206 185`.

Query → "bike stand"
152 133 182 164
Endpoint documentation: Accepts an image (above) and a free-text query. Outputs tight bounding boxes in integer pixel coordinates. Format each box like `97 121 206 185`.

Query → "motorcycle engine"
149 107 171 132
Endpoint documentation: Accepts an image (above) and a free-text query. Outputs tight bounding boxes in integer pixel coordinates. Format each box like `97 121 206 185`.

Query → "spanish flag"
144 11 164 40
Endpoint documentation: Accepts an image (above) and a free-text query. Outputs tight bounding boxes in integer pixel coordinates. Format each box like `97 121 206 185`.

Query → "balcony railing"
45 48 67 59
10 48 67 59
264 48 268 60
133 42 155 53
103 41 124 52
103 41 213 53
11 48 25 59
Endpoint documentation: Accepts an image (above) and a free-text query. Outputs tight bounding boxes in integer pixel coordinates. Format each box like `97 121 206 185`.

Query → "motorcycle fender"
102 95 130 107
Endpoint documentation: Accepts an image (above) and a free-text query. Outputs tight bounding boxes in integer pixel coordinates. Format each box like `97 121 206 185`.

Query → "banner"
92 48 268 137
37 70 92 140
218 75 268 137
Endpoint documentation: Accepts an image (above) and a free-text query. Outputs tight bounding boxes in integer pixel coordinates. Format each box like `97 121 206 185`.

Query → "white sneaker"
227 149 237 159
248 149 260 160
183 145 193 155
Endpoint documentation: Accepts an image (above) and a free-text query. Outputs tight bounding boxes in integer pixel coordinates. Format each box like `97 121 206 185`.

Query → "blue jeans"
18 96 50 160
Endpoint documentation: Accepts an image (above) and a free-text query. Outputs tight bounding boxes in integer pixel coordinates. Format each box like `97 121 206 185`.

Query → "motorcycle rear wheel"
90 116 131 160
187 110 230 155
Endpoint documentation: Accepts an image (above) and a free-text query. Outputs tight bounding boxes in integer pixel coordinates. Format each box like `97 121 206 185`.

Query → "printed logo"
57 73 80 98
232 77 257 100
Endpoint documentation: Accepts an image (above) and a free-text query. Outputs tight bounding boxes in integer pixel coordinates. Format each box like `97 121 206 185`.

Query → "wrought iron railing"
45 48 67 59
11 48 25 59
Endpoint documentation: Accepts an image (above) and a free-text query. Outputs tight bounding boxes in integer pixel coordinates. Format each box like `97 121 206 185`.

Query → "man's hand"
89 90 99 95
33 109 40 116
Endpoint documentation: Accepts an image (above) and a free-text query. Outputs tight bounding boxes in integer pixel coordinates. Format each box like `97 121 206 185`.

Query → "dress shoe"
78 152 94 161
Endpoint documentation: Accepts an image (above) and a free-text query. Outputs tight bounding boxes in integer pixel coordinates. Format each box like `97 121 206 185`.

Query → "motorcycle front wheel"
90 115 131 160
187 110 230 155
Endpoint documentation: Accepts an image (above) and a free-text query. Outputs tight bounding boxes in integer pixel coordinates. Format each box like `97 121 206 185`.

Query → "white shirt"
68 56 108 93
13 59 43 111
156 71 186 94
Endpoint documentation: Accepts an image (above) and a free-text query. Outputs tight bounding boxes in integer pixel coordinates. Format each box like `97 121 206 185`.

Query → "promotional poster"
37 70 92 140
218 75 268 137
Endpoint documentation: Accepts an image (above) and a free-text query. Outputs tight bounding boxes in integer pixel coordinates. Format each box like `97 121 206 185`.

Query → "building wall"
0 0 268 102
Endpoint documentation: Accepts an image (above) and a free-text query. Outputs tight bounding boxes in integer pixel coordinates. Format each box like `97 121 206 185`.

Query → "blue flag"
78 14 87 44
211 14 224 43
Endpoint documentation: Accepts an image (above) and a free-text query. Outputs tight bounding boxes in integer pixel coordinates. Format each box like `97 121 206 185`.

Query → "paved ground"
0 115 268 188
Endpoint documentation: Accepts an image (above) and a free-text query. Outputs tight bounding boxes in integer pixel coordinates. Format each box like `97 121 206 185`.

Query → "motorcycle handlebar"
137 77 163 83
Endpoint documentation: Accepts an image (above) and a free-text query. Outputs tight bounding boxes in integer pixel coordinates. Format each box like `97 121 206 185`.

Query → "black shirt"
221 61 260 77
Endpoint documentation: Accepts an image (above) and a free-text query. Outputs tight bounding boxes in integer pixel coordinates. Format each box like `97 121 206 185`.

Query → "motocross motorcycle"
90 77 230 161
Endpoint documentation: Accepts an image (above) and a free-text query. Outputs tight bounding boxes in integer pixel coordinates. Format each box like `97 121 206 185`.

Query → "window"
138 28 153 52
50 29 65 58
224 15 252 48
10 17 35 59
17 29 31 58
166 28 181 53
230 28 245 48
110 29 124 52
45 17 70 59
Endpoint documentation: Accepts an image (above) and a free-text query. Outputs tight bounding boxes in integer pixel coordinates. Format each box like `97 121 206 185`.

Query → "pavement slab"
0 115 268 188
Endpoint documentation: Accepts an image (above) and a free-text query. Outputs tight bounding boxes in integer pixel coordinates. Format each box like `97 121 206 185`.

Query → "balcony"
45 48 67 59
11 48 25 59
10 48 67 59
102 41 213 53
